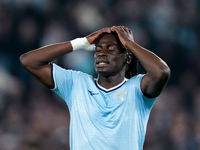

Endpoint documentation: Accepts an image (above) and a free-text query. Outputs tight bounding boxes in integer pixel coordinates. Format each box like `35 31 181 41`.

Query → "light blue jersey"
51 63 156 150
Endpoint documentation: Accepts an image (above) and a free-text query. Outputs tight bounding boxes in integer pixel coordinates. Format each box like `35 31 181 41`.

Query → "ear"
125 51 132 64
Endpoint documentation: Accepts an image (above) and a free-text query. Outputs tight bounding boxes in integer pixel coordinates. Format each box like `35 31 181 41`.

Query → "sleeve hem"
50 63 56 90
139 74 157 101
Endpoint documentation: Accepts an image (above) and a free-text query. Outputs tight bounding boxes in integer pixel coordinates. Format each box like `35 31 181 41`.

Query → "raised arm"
19 41 73 88
111 26 170 98
19 27 111 88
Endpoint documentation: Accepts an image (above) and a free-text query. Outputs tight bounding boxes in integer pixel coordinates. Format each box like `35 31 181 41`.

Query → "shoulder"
127 74 145 84
127 74 156 108
51 63 94 89
52 63 92 78
124 74 144 92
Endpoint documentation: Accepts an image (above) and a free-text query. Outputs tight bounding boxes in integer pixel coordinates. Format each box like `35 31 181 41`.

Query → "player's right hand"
86 27 111 44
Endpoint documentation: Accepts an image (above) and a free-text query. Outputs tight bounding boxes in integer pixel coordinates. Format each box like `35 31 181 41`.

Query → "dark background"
0 0 199 149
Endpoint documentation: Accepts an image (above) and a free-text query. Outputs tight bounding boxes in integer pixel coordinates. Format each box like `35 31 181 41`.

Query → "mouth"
96 60 109 67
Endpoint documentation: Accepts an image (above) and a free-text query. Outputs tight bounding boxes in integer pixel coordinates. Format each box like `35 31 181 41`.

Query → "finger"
111 26 117 30
103 27 111 32
118 26 131 33
94 28 110 38
112 26 124 31
110 26 119 32
116 26 124 32
120 26 130 33
111 25 117 28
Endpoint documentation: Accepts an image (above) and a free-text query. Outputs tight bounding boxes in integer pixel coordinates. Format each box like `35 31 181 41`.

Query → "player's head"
94 32 138 79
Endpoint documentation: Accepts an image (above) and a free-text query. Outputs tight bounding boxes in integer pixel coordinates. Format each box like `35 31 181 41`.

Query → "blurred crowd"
0 0 199 150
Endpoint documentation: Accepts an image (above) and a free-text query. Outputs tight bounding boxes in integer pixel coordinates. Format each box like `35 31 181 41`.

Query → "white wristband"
70 37 95 51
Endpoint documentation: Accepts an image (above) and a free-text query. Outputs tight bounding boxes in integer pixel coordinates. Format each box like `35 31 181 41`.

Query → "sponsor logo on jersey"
88 90 99 96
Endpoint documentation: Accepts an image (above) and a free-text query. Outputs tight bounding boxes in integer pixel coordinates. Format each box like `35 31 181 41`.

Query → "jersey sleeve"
50 63 79 104
134 74 156 110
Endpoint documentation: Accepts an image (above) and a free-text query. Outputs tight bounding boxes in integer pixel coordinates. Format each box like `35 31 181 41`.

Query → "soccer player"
20 26 170 150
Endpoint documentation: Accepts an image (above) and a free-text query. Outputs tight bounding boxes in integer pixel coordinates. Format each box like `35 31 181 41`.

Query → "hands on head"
86 26 134 49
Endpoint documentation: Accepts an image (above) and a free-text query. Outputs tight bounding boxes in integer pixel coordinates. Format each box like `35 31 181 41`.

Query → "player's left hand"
111 26 134 49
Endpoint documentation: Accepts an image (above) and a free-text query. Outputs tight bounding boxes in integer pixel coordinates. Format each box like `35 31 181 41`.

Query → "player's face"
94 34 126 77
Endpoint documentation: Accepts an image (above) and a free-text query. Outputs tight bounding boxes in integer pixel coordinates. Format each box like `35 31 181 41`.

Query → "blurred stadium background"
0 0 199 150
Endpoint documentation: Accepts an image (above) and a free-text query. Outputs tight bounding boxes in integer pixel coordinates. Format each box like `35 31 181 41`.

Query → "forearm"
20 41 72 69
126 41 170 79
110 25 170 97
20 27 110 67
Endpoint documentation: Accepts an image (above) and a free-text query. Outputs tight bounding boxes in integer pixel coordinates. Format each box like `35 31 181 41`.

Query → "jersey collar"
96 78 128 92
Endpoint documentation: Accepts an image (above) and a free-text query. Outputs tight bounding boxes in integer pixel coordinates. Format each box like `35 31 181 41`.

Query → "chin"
96 70 110 77
96 70 117 78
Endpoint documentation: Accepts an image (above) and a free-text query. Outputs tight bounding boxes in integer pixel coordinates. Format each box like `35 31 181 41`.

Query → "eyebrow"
96 43 118 47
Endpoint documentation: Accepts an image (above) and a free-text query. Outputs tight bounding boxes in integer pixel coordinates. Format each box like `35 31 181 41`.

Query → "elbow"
158 64 171 83
19 53 33 70
19 54 28 68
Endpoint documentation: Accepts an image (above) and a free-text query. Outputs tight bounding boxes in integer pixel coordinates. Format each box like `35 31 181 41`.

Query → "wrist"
70 37 94 51
125 40 136 50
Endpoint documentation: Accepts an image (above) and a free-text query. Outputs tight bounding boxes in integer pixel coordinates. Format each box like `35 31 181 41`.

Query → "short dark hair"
95 32 138 79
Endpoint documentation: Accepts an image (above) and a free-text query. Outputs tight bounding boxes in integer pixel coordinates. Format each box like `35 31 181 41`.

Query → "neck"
97 74 125 89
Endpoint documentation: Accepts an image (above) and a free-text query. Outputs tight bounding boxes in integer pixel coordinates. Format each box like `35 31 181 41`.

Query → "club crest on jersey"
114 89 127 102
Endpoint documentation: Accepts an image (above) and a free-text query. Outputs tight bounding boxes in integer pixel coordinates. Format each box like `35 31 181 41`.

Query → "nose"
97 48 107 57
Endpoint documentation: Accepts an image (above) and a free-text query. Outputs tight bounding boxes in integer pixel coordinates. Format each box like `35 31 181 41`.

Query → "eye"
108 45 116 51
95 46 101 52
